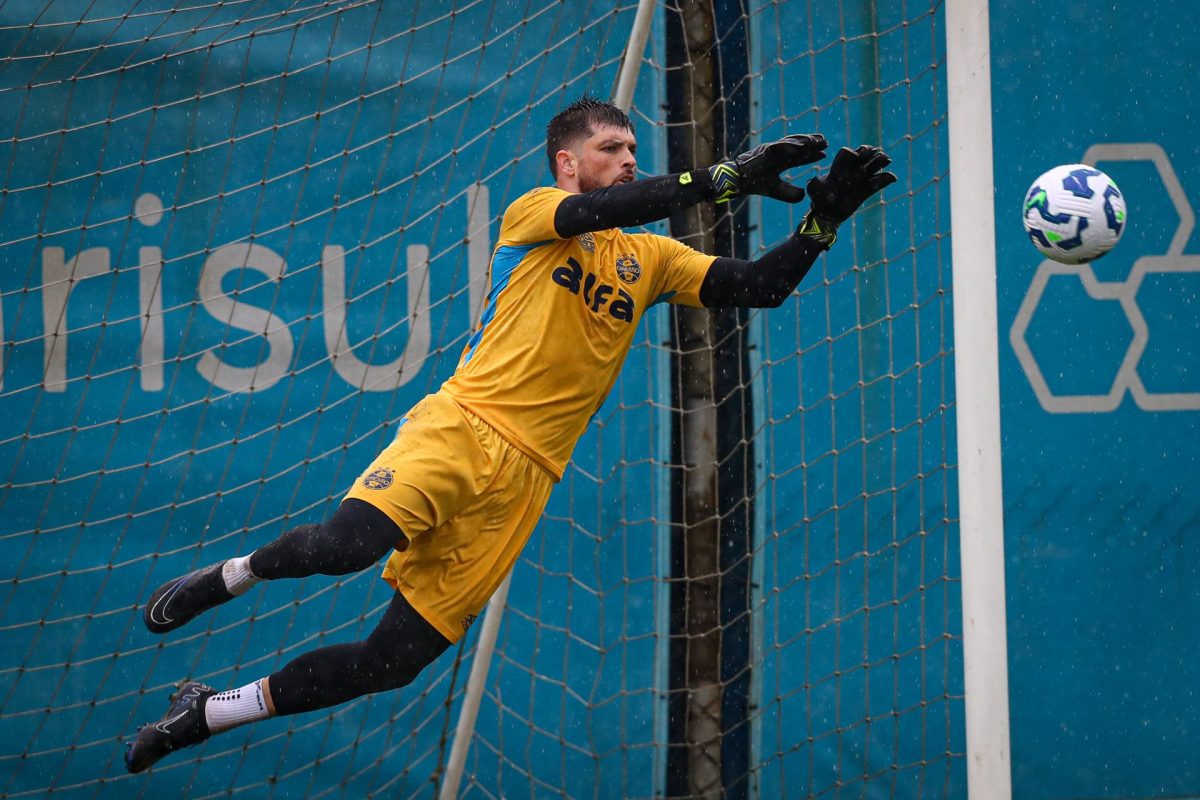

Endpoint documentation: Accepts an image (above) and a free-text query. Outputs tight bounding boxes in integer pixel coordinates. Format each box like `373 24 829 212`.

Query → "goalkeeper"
126 96 895 773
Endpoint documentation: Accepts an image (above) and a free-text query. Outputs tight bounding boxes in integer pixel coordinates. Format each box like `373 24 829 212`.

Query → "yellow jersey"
440 186 715 480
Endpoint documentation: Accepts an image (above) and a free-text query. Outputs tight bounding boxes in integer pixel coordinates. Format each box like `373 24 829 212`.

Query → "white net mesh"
0 1 962 797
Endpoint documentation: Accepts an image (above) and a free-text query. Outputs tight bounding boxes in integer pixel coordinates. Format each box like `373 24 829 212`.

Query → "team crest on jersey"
615 253 641 284
361 467 394 490
577 231 595 253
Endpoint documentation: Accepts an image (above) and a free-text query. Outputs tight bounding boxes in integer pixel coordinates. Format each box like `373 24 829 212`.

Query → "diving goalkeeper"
125 96 895 773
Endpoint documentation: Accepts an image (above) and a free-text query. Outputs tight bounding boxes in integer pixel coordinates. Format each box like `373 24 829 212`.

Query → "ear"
555 149 576 177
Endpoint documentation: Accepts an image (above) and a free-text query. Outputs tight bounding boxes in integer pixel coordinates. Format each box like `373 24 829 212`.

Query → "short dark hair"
545 95 634 177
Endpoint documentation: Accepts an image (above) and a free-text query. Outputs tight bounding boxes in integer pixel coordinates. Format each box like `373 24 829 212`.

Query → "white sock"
222 555 261 596
205 679 271 734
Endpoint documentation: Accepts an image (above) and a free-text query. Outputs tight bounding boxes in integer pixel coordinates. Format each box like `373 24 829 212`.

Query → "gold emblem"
577 231 595 253
615 253 641 284
361 467 394 490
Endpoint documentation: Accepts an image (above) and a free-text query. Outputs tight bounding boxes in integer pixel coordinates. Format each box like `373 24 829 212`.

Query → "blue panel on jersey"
462 240 552 364
651 290 676 306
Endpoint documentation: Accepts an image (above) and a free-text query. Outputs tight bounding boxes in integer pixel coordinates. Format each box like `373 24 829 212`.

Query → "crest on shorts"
577 231 595 253
361 467 394 490
615 253 641 284
461 613 477 633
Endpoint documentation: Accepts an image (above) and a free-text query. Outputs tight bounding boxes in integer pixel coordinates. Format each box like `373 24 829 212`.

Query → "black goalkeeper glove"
708 134 828 204
799 145 898 248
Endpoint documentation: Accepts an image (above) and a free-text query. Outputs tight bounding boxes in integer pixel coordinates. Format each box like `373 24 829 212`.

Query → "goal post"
945 1 1013 796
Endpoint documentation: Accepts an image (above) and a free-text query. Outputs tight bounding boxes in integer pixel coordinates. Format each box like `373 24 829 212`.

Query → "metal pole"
945 1 1013 797
664 2 725 795
612 0 657 112
438 572 513 800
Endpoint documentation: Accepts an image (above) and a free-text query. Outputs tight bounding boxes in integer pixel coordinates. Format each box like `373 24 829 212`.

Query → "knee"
360 624 446 692
357 639 428 693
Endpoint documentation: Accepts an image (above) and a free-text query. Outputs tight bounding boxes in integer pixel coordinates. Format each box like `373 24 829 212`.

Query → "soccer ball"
1022 164 1127 264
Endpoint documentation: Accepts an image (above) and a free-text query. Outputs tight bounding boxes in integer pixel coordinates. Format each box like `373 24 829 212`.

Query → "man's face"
569 124 637 192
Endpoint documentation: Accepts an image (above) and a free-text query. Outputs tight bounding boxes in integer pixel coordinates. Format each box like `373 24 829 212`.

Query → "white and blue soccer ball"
1022 164 1127 264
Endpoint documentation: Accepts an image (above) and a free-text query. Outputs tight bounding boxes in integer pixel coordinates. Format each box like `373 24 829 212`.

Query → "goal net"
0 1 963 797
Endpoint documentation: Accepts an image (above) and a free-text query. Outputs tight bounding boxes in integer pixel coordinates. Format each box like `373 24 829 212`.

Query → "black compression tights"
266 589 452 716
246 499 454 716
249 498 404 579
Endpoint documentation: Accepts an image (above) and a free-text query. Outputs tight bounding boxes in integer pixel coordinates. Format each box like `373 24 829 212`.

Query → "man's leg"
126 589 450 773
143 499 405 634
263 587 452 713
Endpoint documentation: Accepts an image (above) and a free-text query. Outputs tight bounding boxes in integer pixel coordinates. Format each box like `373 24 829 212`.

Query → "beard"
577 170 633 193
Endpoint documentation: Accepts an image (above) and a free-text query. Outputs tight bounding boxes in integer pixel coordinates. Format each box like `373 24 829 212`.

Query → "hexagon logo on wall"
1010 144 1200 412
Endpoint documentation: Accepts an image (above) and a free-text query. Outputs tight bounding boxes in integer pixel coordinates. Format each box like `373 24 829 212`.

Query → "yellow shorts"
343 390 554 642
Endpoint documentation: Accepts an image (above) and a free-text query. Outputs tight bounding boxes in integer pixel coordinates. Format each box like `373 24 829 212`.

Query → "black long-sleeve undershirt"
553 171 826 309
699 234 826 308
553 170 718 238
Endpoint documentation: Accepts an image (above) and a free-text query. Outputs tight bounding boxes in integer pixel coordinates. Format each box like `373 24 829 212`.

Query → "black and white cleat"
125 681 215 774
143 562 232 634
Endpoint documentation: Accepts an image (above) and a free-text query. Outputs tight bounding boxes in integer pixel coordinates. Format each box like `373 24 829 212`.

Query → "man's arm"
700 234 826 308
699 144 897 308
553 134 827 238
554 171 716 238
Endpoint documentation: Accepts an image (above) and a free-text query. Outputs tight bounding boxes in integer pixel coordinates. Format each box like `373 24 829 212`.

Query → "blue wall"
4 0 1192 797
992 2 1200 797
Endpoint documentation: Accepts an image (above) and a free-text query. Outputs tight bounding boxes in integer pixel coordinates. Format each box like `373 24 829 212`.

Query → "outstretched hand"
806 145 897 225
795 145 896 249
709 134 828 203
